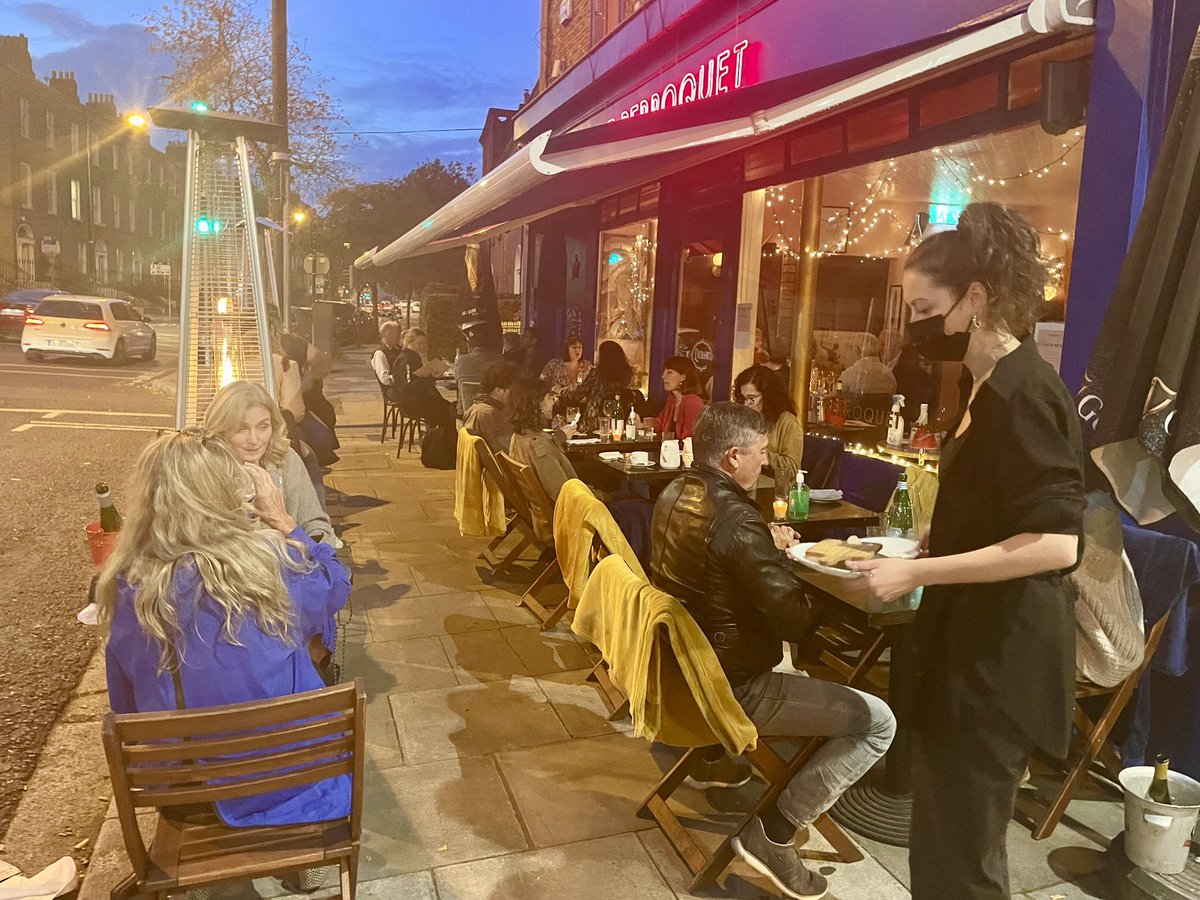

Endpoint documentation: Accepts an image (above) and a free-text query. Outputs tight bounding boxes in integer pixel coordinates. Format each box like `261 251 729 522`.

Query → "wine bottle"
1147 755 1173 804
96 482 123 533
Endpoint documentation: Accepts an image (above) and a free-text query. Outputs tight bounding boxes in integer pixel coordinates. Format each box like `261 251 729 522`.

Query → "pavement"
70 345 1128 900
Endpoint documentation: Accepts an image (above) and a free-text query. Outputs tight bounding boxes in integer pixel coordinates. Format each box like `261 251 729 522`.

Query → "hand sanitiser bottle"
787 469 810 521
886 394 906 447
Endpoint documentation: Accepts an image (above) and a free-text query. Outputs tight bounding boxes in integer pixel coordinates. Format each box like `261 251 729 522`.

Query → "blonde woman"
97 429 352 832
396 327 455 431
205 380 336 546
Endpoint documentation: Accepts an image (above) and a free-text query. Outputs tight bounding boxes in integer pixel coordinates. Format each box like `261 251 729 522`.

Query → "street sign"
303 253 330 275
40 238 60 257
150 262 171 276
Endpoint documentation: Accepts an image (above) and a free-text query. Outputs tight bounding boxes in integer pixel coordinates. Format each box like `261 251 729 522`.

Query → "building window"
19 98 30 138
147 208 154 237
71 123 80 155
158 163 164 187
92 186 103 225
45 111 55 148
112 145 119 170
597 218 658 391
47 173 58 215
128 200 136 233
95 240 108 285
77 242 87 274
160 210 166 240
19 163 33 208
16 225 35 281
113 195 121 229
132 251 142 280
145 158 152 183
70 179 82 220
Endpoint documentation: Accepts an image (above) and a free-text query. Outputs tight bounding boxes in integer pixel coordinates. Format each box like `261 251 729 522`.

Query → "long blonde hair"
204 380 291 468
96 429 309 671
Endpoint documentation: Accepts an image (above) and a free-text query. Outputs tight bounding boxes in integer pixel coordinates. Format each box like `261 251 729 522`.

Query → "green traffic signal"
191 100 210 113
194 216 222 235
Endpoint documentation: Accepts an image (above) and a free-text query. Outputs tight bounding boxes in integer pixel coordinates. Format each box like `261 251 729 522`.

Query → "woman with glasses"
734 365 804 486
97 429 352 838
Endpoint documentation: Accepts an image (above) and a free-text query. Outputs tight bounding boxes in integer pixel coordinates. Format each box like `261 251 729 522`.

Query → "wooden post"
789 177 823 424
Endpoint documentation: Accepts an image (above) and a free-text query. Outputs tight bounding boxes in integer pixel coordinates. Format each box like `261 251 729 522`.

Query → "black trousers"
909 711 1035 900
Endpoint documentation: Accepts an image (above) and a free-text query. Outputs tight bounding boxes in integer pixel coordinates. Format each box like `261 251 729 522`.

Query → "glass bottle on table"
96 482 123 532
886 472 915 539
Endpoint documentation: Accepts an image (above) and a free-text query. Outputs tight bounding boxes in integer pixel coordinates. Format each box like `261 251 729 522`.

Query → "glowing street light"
191 100 210 113
126 113 148 129
291 210 307 225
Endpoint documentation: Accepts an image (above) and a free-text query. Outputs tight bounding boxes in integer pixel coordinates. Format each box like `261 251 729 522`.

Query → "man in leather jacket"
652 403 895 900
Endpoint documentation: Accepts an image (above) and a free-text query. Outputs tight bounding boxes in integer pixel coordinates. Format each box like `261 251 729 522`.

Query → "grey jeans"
733 670 896 828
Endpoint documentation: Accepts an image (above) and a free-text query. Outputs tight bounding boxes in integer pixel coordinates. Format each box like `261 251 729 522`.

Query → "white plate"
598 451 622 461
787 542 866 578
868 536 921 559
629 460 656 468
809 489 843 502
787 537 919 577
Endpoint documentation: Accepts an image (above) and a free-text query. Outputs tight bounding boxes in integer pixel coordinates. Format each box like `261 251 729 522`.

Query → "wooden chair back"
102 679 366 878
475 439 518 505
498 451 557 546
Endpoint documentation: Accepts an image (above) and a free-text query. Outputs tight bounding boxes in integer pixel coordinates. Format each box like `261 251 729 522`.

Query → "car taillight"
83 321 111 331
24 316 44 326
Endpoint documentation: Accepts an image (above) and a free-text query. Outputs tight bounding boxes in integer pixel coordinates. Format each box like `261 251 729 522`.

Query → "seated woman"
734 364 805 486
540 336 593 394
507 378 580 514
98 428 352 831
647 356 706 440
396 327 456 431
560 340 646 435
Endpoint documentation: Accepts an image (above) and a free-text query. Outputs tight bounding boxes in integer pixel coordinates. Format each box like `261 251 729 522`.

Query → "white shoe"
333 536 344 550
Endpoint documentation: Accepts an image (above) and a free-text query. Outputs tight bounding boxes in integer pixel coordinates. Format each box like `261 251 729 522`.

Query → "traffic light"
191 100 210 113
194 216 223 236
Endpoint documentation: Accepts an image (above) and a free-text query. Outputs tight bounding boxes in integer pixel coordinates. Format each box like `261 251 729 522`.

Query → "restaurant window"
676 240 724 399
597 218 657 391
738 120 1085 437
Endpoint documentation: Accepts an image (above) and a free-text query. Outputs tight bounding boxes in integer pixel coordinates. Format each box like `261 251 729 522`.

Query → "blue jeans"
733 670 896 827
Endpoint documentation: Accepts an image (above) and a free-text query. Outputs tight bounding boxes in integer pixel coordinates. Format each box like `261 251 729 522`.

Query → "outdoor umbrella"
1078 28 1200 529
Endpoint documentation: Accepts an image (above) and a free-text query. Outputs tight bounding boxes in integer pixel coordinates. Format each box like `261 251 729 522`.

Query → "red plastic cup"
85 522 120 568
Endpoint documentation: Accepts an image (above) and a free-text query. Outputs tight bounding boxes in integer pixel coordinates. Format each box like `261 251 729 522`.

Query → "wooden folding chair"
497 451 565 629
790 594 891 693
103 680 366 900
1027 613 1171 839
473 440 537 576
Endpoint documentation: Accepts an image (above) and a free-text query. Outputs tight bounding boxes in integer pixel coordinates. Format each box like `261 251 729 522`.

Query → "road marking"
12 421 165 434
0 408 172 418
0 369 134 380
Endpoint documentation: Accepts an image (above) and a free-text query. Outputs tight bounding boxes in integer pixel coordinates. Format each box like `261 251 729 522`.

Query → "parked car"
21 295 156 364
0 288 66 341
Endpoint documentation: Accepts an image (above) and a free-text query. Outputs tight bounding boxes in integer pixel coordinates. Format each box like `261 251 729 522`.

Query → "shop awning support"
791 177 824 425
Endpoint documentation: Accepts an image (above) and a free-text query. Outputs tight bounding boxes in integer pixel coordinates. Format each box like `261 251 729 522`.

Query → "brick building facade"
537 0 646 91
0 34 183 303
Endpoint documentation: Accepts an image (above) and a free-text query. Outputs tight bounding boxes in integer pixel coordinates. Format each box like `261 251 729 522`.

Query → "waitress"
847 201 1085 899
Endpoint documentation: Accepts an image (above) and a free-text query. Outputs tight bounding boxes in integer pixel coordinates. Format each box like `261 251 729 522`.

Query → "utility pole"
271 0 291 328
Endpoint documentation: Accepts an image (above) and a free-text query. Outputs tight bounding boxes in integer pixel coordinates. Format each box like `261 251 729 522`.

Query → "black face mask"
906 291 971 361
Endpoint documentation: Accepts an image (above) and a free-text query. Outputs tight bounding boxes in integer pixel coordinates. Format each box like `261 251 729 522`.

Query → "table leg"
829 622 916 847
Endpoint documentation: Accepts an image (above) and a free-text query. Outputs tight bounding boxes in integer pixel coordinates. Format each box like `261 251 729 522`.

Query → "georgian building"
0 34 183 302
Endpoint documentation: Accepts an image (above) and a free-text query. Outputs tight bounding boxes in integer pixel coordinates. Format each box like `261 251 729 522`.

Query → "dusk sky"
0 1 541 195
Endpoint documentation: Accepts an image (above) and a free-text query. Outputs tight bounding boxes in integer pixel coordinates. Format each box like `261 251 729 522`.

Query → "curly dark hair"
733 365 796 425
508 377 553 434
664 356 703 395
595 340 634 388
480 360 518 395
905 201 1048 338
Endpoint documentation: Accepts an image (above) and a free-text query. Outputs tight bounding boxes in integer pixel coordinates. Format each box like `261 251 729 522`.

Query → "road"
0 324 178 834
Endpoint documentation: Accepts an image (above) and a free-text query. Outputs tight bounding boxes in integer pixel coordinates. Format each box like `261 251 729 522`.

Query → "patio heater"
148 107 286 428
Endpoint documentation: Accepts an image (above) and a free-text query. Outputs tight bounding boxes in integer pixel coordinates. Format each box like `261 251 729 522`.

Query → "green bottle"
787 469 810 521
96 482 123 533
888 473 914 538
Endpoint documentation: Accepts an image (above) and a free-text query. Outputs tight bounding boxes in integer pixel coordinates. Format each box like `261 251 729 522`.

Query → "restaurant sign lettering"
607 39 755 123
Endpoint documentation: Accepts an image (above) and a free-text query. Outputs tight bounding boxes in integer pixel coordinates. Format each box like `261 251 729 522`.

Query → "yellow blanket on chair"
572 555 757 755
554 479 647 606
454 429 506 537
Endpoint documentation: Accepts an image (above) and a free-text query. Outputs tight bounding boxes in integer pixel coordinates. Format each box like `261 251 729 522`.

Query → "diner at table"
735 364 805 487
651 402 896 900
539 335 593 393
557 339 646 435
395 326 456 433
644 355 706 440
462 360 518 456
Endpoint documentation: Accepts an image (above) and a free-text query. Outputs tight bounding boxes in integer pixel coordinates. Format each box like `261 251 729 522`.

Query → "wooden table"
762 499 879 537
590 457 687 485
564 437 662 456
793 565 921 846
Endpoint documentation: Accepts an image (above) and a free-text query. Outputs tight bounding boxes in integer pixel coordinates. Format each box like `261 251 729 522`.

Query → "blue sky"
0 1 541 189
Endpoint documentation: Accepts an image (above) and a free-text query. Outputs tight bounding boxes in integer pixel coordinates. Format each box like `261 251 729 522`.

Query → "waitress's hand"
918 527 931 553
244 464 298 534
844 557 923 603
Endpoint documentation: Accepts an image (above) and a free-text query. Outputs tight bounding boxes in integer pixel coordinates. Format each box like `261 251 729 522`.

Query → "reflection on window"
597 219 656 390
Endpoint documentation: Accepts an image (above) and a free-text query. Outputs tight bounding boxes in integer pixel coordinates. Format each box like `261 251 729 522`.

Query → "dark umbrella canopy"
1078 29 1200 529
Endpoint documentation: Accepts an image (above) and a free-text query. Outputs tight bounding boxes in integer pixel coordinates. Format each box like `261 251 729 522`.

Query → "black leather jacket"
651 464 813 686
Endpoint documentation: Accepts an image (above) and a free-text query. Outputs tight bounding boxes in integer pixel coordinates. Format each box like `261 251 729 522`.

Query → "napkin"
568 437 602 444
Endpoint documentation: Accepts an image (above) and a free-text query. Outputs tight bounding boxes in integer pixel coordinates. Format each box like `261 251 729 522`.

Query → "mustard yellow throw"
454 428 506 537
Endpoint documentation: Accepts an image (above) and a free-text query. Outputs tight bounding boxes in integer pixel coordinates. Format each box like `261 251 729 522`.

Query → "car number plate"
46 339 77 348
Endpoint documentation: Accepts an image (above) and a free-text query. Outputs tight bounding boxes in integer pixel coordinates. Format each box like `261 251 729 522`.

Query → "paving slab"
440 629 531 684
391 676 569 765
346 635 457 695
365 590 501 642
499 623 593 676
433 832 677 900
535 669 633 739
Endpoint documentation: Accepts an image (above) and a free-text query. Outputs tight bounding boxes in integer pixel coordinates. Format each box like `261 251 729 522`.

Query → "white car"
21 295 156 364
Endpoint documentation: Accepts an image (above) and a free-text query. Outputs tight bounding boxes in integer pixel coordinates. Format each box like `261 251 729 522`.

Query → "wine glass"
565 406 581 428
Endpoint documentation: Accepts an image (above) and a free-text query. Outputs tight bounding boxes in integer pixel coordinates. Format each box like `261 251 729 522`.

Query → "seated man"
651 402 895 900
463 360 517 456
370 320 403 401
454 317 504 409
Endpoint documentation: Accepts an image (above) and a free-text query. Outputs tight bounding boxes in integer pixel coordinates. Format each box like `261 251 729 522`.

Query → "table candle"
772 498 788 520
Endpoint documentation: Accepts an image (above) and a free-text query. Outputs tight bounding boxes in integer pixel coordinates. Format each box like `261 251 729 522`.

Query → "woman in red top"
647 356 706 439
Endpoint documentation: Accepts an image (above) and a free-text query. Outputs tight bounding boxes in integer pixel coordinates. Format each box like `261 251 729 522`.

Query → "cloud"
346 131 481 184
17 2 102 40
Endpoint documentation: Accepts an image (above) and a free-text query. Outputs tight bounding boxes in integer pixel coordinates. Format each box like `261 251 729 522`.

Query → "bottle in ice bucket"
787 469 810 521
1147 754 1173 804
96 482 123 532
887 473 914 538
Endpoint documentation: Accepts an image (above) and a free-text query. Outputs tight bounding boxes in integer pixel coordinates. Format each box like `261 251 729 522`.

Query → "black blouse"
916 338 1085 756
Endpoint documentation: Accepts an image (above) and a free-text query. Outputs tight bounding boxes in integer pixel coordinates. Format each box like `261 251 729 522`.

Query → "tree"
322 159 476 300
144 0 353 198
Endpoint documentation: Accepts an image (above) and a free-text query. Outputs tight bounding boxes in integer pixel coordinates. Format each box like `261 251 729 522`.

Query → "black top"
916 339 1085 756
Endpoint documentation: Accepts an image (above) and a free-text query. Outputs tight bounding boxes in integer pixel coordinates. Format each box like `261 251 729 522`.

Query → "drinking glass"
565 406 581 428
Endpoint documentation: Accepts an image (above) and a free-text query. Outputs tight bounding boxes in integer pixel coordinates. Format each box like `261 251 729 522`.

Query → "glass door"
675 240 724 400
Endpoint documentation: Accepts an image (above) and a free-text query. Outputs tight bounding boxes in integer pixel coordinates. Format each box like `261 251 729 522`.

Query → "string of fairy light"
761 134 1083 286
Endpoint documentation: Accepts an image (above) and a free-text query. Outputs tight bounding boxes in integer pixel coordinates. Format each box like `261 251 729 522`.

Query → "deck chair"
474 439 538 576
1027 613 1170 839
103 680 366 900
572 556 863 892
497 451 565 629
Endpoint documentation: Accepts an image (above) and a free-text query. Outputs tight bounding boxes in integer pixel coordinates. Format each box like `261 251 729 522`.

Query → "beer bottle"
1147 755 1173 804
96 482 123 533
